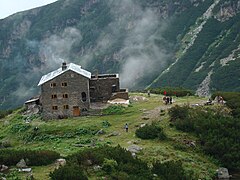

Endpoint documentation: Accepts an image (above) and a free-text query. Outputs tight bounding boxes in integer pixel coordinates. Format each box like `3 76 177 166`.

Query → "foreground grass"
0 93 217 179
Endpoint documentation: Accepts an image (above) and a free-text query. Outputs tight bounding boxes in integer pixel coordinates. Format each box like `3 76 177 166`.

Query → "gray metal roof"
38 63 91 86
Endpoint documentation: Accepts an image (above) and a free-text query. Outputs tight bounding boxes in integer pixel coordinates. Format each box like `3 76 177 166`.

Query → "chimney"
62 62 67 71
95 69 98 79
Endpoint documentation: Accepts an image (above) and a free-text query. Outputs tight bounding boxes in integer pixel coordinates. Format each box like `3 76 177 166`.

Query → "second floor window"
50 83 56 88
52 106 58 110
62 82 67 87
51 94 57 99
63 94 68 98
63 105 69 109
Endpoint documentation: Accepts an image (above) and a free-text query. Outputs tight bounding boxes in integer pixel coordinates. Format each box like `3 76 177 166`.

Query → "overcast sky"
0 0 58 19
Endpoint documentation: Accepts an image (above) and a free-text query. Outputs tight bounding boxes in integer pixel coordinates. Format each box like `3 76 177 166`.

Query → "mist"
80 0 171 89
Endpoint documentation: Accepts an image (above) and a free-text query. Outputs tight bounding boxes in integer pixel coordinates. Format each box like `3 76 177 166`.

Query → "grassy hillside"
0 93 220 179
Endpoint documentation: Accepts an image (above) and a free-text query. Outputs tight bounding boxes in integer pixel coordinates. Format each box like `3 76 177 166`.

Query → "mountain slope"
0 0 240 109
151 0 240 95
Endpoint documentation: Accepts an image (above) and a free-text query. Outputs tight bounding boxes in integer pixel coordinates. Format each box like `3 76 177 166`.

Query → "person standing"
125 123 128 132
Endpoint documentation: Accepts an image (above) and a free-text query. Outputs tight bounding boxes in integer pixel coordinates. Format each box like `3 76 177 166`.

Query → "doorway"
73 106 80 116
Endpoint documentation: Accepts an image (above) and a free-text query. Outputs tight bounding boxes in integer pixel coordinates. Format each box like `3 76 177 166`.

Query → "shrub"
0 109 13 119
0 149 60 166
169 105 240 169
11 124 31 133
102 120 111 127
102 105 125 115
168 105 189 121
49 165 87 180
135 123 166 140
152 160 191 180
102 158 118 173
54 145 153 179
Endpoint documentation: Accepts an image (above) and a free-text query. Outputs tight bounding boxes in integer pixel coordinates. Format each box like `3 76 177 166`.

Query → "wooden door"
73 106 80 116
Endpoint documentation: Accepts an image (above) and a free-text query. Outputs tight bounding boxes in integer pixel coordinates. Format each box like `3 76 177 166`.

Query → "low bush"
49 165 87 180
52 145 153 179
135 123 166 140
152 160 191 180
0 109 13 119
11 124 31 133
0 149 60 166
168 105 240 169
102 158 118 173
168 105 189 121
102 105 126 115
102 120 111 127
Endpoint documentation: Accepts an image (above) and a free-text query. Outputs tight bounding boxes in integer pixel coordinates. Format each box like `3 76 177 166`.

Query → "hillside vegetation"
1 92 239 179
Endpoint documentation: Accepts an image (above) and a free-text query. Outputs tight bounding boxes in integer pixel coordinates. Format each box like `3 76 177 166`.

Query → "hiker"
169 96 172 104
147 90 150 97
166 96 170 105
125 123 128 132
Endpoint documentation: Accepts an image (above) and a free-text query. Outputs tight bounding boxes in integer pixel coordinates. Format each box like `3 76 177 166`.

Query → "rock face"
196 70 213 97
216 1 240 21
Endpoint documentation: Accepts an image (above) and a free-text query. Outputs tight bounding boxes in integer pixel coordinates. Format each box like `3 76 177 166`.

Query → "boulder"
95 129 105 135
16 159 27 168
217 167 231 179
55 158 66 169
18 168 32 172
0 165 8 172
93 165 101 171
106 131 120 137
127 145 142 153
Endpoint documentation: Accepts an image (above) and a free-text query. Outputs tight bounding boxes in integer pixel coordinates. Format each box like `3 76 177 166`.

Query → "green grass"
0 93 217 179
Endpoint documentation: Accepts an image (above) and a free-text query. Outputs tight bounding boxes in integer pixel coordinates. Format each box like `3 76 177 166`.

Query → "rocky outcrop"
196 70 213 97
215 1 240 21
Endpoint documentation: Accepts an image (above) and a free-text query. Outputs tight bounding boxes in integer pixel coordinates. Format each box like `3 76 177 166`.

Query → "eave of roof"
38 63 91 86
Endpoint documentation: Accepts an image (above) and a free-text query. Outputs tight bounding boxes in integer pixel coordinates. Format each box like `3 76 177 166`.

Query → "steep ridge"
151 0 240 94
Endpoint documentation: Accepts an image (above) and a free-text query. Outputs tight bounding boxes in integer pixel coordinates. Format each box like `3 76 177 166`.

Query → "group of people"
163 96 173 105
216 95 224 104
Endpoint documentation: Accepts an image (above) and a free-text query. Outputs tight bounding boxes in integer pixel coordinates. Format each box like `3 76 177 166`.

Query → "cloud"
107 0 170 88
80 0 171 89
39 27 82 69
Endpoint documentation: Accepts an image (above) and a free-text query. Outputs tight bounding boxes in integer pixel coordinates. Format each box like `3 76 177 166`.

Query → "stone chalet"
36 62 128 119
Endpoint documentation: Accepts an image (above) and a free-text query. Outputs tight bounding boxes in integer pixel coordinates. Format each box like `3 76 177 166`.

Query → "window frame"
50 82 56 88
63 94 68 98
52 106 58 110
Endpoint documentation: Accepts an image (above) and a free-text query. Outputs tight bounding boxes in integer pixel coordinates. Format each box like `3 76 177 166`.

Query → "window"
62 82 67 87
112 85 117 92
50 83 56 87
81 92 87 102
52 106 58 110
51 94 57 99
63 105 69 109
82 108 88 112
63 94 68 98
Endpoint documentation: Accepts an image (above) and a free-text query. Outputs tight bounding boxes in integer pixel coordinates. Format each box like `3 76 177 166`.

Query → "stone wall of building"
40 70 90 119
89 75 120 102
